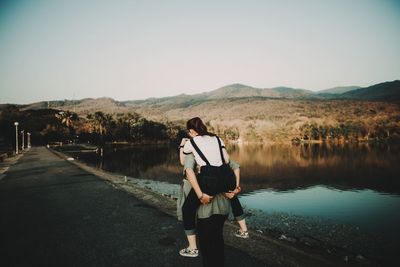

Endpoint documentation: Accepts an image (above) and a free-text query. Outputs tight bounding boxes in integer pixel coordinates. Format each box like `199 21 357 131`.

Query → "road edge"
49 147 366 267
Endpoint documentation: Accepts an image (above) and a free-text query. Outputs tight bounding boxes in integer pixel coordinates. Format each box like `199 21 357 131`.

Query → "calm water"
68 143 400 237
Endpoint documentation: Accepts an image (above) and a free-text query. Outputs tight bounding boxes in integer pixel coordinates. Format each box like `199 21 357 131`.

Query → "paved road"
0 147 265 267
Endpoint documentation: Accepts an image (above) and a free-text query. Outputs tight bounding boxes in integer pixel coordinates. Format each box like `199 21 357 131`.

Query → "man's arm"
224 159 241 199
229 159 240 188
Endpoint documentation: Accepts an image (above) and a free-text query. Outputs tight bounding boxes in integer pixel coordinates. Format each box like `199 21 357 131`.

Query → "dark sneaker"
179 247 199 257
234 229 249 239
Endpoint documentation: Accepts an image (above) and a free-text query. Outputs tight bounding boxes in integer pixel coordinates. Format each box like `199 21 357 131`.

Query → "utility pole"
27 132 31 148
21 130 24 151
14 122 19 154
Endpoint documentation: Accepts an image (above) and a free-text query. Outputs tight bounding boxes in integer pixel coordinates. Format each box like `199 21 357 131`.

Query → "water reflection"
73 145 182 182
229 143 400 195
71 143 400 195
239 186 400 234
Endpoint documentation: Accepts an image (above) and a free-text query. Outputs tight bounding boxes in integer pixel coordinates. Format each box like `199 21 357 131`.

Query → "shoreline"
46 131 400 150
123 176 389 265
49 147 383 266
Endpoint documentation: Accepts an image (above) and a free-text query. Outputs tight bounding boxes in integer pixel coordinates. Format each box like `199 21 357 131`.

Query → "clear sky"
0 0 399 104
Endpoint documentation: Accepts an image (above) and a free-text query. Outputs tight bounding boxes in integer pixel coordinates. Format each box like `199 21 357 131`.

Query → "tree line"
0 106 186 150
1 105 399 153
294 118 400 143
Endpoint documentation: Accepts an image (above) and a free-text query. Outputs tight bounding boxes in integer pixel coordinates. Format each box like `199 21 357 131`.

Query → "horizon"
1 0 400 104
1 79 398 105
0 81 366 104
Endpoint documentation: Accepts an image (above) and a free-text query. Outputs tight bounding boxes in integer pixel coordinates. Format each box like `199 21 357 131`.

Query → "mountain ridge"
339 80 400 100
12 80 400 115
3 80 399 143
317 86 361 94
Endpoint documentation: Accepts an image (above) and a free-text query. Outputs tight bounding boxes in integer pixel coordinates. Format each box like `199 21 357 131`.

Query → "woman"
177 117 248 265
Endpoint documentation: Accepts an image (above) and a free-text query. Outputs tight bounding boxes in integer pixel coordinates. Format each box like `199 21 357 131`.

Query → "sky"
0 0 399 104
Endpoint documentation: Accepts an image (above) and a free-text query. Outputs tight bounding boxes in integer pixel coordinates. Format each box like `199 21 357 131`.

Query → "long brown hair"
186 117 215 136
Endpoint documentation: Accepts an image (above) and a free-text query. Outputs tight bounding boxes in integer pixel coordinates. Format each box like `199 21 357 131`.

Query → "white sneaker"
234 229 249 239
179 247 199 257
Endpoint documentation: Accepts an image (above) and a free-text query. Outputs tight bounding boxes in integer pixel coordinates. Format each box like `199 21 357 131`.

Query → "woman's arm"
183 154 213 204
185 168 213 204
234 168 240 188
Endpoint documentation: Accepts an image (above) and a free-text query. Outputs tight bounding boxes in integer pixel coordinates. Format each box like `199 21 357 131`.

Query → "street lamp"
27 132 31 148
14 122 19 154
21 130 25 151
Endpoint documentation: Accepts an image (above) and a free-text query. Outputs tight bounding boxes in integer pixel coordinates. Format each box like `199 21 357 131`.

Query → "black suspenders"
216 136 226 164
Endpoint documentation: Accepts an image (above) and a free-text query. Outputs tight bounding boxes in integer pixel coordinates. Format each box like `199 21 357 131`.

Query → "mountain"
5 80 399 144
271 87 313 98
204 83 313 99
317 86 361 94
122 83 314 112
205 84 263 99
127 83 313 104
22 97 127 114
19 80 400 116
339 80 400 101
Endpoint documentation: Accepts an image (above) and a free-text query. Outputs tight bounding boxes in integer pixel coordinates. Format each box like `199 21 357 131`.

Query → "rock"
299 236 319 247
356 254 365 261
279 234 296 242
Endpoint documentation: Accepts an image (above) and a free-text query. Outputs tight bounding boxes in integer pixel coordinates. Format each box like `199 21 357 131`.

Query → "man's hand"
223 186 241 199
199 193 213 204
234 186 241 194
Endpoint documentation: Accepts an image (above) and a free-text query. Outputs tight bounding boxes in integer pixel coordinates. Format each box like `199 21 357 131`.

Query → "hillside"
339 80 400 101
10 80 400 143
143 98 400 142
22 97 128 114
12 97 400 143
122 83 314 109
317 86 361 95
203 84 313 99
126 80 400 105
21 80 400 115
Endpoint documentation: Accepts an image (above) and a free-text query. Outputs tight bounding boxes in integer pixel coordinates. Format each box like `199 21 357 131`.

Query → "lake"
67 142 400 244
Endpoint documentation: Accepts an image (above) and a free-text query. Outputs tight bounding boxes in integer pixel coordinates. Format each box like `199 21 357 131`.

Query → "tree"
165 121 183 140
55 111 78 142
224 127 239 140
94 111 106 136
55 111 77 128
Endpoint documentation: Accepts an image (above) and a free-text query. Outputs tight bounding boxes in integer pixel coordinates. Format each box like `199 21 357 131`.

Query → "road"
0 147 265 267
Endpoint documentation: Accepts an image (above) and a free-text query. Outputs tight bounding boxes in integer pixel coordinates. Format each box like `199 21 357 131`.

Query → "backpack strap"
190 138 211 166
216 136 226 164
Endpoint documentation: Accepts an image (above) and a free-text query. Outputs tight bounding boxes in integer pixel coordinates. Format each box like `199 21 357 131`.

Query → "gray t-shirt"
177 153 240 220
